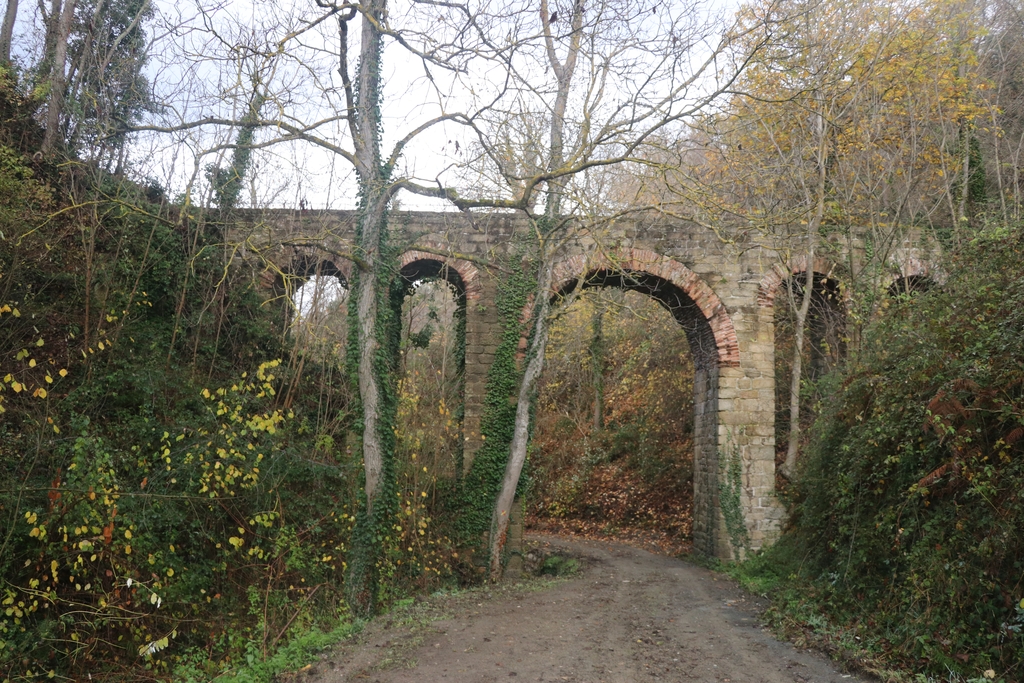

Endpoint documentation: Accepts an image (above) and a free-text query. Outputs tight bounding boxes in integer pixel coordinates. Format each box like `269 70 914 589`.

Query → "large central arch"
551 248 762 558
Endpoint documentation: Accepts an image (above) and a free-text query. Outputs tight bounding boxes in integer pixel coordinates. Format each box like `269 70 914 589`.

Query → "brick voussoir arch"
756 255 839 308
551 248 740 368
400 247 484 301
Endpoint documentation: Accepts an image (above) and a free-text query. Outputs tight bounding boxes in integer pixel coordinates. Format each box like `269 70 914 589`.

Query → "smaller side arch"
551 248 740 368
400 248 483 302
289 252 352 286
756 255 840 308
886 252 940 296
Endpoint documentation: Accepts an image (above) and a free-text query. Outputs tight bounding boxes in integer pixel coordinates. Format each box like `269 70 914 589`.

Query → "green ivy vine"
718 429 750 561
452 246 537 551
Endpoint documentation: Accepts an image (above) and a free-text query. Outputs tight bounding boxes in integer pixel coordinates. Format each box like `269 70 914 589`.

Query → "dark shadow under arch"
289 253 350 287
554 268 722 372
888 274 933 297
399 258 468 303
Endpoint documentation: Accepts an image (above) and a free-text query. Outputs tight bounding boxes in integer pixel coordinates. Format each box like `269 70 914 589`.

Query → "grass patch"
539 554 580 577
175 620 362 683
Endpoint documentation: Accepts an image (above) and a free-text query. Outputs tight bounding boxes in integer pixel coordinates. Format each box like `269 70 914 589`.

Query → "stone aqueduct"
234 209 940 559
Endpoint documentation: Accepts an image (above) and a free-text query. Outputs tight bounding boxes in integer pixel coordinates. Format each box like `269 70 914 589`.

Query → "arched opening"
530 287 696 552
394 258 470 482
533 254 739 557
281 255 349 338
275 255 351 458
888 274 933 297
772 271 846 472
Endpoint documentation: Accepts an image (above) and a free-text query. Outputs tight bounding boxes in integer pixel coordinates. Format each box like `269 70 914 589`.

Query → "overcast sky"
13 0 742 211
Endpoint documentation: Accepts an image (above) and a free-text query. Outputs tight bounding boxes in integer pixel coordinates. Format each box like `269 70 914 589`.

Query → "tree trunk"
781 104 829 480
487 0 585 580
590 298 605 432
488 256 555 581
41 0 77 154
350 0 388 513
345 0 397 617
781 250 814 479
354 194 388 513
0 0 18 65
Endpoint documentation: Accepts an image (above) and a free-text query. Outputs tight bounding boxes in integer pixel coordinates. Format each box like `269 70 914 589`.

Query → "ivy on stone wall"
453 248 537 549
718 429 750 561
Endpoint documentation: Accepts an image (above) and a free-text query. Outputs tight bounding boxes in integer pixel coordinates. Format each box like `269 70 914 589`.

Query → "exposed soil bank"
302 535 870 683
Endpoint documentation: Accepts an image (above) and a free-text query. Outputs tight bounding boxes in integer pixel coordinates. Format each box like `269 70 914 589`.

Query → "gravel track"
302 535 870 683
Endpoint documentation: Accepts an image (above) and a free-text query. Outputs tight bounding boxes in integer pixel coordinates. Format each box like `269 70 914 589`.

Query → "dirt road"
304 535 869 683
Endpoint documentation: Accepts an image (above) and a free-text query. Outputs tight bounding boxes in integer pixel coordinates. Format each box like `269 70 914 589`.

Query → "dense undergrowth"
0 76 460 680
731 225 1024 682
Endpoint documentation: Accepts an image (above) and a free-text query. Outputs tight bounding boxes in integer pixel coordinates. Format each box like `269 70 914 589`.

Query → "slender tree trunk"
0 0 18 64
781 251 814 479
41 0 77 154
781 105 829 480
345 0 398 617
352 13 388 513
591 298 605 432
957 120 971 226
488 255 555 580
487 0 584 580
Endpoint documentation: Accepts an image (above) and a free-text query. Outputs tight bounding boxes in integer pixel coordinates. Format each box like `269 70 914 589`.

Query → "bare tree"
667 0 995 476
129 0 525 612
0 0 17 64
399 0 770 578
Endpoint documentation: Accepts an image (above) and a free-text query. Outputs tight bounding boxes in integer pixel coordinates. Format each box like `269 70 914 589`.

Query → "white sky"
11 0 742 211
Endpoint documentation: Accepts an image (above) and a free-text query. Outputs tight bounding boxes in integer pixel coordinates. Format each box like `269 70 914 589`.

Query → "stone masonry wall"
232 209 937 559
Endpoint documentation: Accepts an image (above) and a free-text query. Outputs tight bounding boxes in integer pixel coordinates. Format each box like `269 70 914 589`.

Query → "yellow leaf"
35 388 47 399
59 369 68 377
45 375 53 384
28 358 36 368
12 382 22 393
35 338 44 347
124 529 132 540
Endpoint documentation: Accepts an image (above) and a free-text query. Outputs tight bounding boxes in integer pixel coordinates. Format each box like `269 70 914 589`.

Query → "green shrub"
779 225 1024 678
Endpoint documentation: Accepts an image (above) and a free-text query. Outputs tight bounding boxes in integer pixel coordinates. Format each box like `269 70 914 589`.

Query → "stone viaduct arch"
235 209 941 559
549 248 756 557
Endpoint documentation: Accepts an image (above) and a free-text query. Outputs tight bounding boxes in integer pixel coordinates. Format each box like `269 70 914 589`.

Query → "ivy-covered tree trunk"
344 0 400 616
487 0 582 579
488 253 554 580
